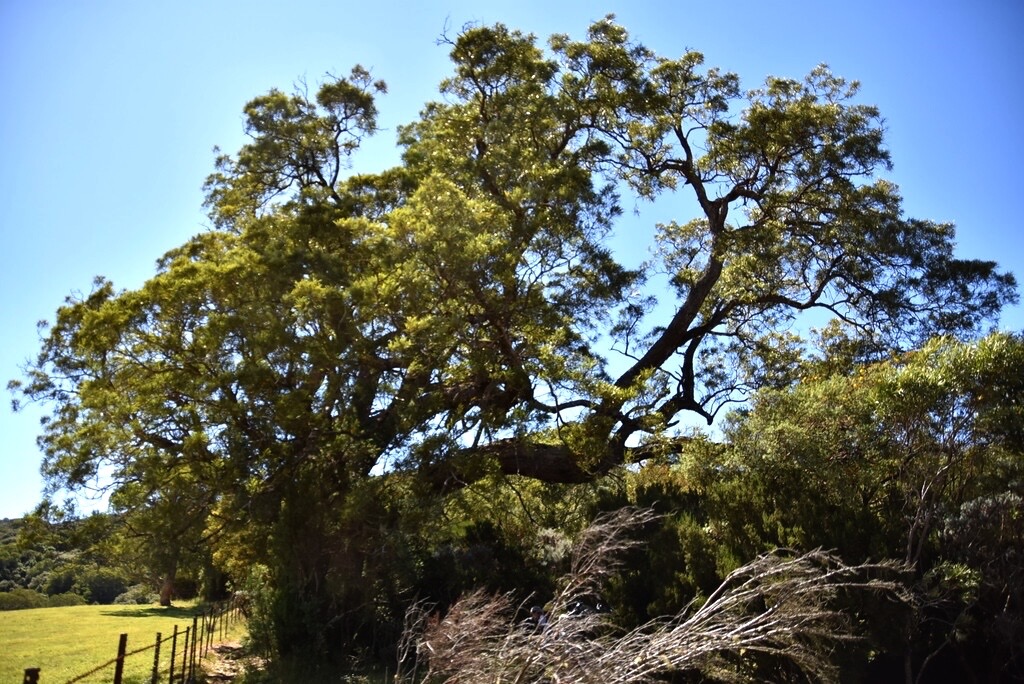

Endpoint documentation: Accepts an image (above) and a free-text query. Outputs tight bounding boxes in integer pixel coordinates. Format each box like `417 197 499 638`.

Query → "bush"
114 584 159 605
76 568 128 604
48 592 87 607
0 588 49 611
173 576 199 601
44 569 78 596
235 565 277 658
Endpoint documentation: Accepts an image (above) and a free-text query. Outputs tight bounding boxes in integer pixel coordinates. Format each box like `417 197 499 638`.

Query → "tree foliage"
9 16 1019 666
0 514 155 608
638 333 1024 681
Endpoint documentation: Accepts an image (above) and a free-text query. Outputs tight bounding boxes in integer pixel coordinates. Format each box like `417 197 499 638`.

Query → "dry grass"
403 507 908 683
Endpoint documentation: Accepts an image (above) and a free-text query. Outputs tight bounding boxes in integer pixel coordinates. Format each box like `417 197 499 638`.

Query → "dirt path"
203 642 266 682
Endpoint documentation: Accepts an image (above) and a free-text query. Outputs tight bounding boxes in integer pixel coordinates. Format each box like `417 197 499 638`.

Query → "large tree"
11 17 1017 654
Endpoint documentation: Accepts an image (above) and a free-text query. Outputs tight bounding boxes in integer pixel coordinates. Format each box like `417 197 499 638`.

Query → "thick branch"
419 435 688 491
418 439 593 488
613 254 723 392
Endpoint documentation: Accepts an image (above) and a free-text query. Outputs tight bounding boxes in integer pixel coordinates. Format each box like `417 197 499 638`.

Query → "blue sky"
1 0 1021 519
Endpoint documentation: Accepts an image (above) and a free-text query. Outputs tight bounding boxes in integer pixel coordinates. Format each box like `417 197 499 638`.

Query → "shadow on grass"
101 605 207 619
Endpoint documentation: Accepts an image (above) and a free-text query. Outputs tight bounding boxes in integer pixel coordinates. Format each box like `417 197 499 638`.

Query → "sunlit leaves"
203 66 387 228
8 14 1022 662
721 333 1024 565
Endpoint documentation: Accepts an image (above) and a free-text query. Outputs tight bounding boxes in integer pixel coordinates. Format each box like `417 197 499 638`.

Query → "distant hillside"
0 513 146 608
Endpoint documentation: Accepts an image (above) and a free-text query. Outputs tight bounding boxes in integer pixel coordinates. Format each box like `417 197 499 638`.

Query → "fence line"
22 596 246 684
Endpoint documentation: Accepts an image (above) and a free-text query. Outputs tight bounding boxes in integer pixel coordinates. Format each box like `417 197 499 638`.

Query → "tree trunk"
159 564 178 607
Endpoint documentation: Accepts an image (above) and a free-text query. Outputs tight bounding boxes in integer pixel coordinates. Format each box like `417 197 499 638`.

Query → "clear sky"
1 0 1021 519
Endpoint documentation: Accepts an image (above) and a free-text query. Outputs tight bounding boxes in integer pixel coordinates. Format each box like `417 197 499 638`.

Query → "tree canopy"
9 16 1019 669
16 18 1016 495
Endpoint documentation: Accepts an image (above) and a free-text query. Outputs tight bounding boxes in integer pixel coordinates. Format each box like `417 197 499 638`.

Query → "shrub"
236 565 277 658
0 588 49 611
44 569 78 596
48 592 87 607
173 576 199 601
403 509 910 683
75 568 128 604
114 584 159 605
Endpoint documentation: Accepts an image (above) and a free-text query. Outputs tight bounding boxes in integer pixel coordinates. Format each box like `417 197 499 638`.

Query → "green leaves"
17 17 1019 532
721 333 1024 566
9 16 1021 660
203 66 387 227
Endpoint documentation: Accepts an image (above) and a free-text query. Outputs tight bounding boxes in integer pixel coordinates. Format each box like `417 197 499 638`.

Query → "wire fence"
21 597 246 684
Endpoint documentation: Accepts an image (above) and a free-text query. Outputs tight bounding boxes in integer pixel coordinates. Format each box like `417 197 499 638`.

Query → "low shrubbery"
0 588 86 610
0 583 162 610
114 583 159 604
47 592 88 607
0 588 48 610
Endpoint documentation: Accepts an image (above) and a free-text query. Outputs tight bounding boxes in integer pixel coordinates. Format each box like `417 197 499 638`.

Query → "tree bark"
419 436 692 490
418 440 595 490
159 564 178 607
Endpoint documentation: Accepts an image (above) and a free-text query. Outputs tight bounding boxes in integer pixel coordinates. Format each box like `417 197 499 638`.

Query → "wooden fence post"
201 610 208 658
112 633 128 684
180 626 190 682
169 624 179 683
189 615 199 681
23 602 246 684
151 632 162 684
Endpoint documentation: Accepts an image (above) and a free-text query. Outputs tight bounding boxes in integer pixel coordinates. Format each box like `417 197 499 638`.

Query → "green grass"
0 601 247 684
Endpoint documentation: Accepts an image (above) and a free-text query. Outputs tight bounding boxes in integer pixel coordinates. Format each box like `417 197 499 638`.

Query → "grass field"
0 601 247 684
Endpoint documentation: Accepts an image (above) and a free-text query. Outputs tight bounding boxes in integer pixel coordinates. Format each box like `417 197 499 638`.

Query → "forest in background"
5 17 1022 683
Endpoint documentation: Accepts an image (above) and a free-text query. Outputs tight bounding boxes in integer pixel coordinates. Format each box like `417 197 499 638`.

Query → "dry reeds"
401 507 907 683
